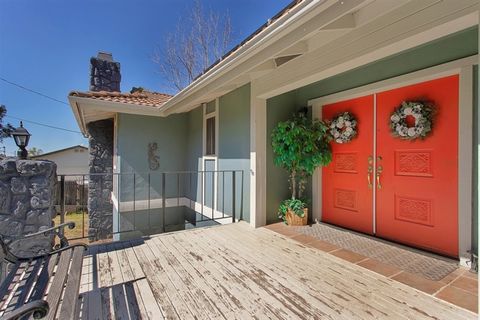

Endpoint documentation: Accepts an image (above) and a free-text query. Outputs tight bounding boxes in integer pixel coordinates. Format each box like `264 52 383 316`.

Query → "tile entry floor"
294 222 457 281
265 222 479 313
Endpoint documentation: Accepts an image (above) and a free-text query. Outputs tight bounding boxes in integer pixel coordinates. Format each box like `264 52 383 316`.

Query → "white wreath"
390 101 434 140
329 112 357 144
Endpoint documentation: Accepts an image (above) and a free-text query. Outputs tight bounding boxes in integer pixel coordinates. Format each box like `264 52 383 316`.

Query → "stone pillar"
87 119 114 240
0 159 56 257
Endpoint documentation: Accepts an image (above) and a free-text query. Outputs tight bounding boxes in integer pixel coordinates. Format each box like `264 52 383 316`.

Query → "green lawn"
53 211 89 240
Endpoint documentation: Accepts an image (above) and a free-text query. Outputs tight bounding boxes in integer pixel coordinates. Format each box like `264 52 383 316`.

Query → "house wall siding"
117 113 188 201
218 83 251 222
183 84 251 222
266 27 479 230
33 147 89 176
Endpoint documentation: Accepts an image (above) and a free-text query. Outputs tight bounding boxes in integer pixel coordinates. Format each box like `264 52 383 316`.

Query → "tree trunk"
298 172 306 199
290 170 296 199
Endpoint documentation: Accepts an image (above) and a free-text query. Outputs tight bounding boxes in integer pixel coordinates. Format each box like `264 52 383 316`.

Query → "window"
206 116 215 155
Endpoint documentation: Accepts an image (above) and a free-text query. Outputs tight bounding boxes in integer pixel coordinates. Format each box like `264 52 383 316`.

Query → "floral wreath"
329 112 357 144
390 101 434 140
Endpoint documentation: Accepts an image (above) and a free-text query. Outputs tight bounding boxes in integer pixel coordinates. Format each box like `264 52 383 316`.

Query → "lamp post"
12 121 31 159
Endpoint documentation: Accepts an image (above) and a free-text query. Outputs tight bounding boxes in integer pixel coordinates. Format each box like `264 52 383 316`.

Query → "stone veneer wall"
87 119 114 240
0 159 56 257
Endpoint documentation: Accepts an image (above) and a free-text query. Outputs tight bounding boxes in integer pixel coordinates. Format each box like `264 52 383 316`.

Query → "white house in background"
31 145 89 176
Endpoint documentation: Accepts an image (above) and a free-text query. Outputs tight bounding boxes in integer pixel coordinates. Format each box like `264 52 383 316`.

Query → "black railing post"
133 173 136 230
81 175 85 239
59 175 65 237
232 171 236 223
177 172 180 207
148 173 151 228
117 173 121 234
211 171 214 220
162 172 166 233
200 171 204 221
222 171 225 218
241 170 244 221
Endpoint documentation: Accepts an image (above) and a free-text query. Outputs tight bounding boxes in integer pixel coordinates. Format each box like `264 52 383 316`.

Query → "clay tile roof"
69 90 172 107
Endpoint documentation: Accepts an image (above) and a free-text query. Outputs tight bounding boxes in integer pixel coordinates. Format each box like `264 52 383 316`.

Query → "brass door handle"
376 164 383 189
367 156 373 189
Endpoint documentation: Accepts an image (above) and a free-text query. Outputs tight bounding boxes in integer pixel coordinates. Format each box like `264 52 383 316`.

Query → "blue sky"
0 0 291 155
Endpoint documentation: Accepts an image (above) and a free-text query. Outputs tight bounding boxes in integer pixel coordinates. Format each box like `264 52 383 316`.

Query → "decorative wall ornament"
148 142 160 170
390 101 435 140
329 111 357 144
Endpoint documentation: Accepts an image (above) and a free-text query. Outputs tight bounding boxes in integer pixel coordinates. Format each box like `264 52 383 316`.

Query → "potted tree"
271 111 332 225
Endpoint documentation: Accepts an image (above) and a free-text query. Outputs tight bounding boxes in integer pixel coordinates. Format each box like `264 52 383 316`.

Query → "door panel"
322 95 374 234
375 75 459 257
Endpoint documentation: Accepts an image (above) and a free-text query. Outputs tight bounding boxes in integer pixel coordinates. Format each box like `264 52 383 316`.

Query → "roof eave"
68 95 167 136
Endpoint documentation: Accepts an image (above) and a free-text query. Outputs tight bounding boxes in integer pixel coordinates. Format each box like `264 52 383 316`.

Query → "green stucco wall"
117 113 188 202
266 91 299 224
266 27 479 228
295 27 478 105
183 84 251 222
218 83 251 221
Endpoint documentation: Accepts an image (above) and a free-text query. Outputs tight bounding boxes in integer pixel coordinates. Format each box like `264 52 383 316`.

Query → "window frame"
203 100 219 158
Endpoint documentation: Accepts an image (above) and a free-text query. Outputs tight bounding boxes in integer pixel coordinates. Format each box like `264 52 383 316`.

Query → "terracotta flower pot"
286 208 308 226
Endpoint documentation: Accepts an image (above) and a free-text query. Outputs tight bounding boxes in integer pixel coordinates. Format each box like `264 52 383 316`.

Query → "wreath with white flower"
390 101 434 140
329 112 357 144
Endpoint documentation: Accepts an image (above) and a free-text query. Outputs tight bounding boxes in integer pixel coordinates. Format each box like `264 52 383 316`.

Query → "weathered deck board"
133 241 187 319
210 224 432 319
156 234 249 319
170 231 294 319
227 223 472 320
133 278 163 319
81 223 477 320
149 237 226 319
97 244 113 288
170 230 340 319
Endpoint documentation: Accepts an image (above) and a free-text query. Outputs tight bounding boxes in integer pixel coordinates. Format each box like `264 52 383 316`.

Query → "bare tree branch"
153 0 233 92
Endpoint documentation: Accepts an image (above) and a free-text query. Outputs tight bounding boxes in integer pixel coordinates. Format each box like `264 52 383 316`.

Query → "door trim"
310 55 476 264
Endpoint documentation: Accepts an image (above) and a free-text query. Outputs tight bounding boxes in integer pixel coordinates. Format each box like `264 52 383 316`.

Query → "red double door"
322 75 459 257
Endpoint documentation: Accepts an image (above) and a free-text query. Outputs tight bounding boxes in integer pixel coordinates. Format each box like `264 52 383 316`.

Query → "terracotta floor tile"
307 240 339 253
435 285 478 313
357 258 402 277
391 272 444 295
271 227 300 238
439 267 467 284
330 249 367 263
263 222 285 231
450 276 478 294
291 234 317 245
463 270 479 280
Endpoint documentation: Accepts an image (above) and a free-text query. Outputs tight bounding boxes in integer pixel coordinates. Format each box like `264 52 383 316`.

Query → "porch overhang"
68 95 166 136
159 0 479 115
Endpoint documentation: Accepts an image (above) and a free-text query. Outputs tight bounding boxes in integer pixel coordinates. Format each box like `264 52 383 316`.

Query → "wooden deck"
78 222 476 319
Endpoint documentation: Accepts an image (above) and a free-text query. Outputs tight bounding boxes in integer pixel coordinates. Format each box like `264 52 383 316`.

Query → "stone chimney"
89 51 121 92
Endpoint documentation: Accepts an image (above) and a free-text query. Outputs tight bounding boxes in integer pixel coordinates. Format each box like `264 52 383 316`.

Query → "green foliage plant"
271 111 332 222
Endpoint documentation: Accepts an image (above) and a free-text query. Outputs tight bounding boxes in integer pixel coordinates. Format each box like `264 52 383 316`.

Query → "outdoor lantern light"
12 121 31 159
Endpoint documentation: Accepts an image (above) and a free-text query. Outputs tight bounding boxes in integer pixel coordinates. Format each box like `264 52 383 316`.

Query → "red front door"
322 95 374 234
376 75 459 257
321 75 459 257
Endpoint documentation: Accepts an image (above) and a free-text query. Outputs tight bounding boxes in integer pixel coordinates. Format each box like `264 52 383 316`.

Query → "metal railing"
56 170 244 242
